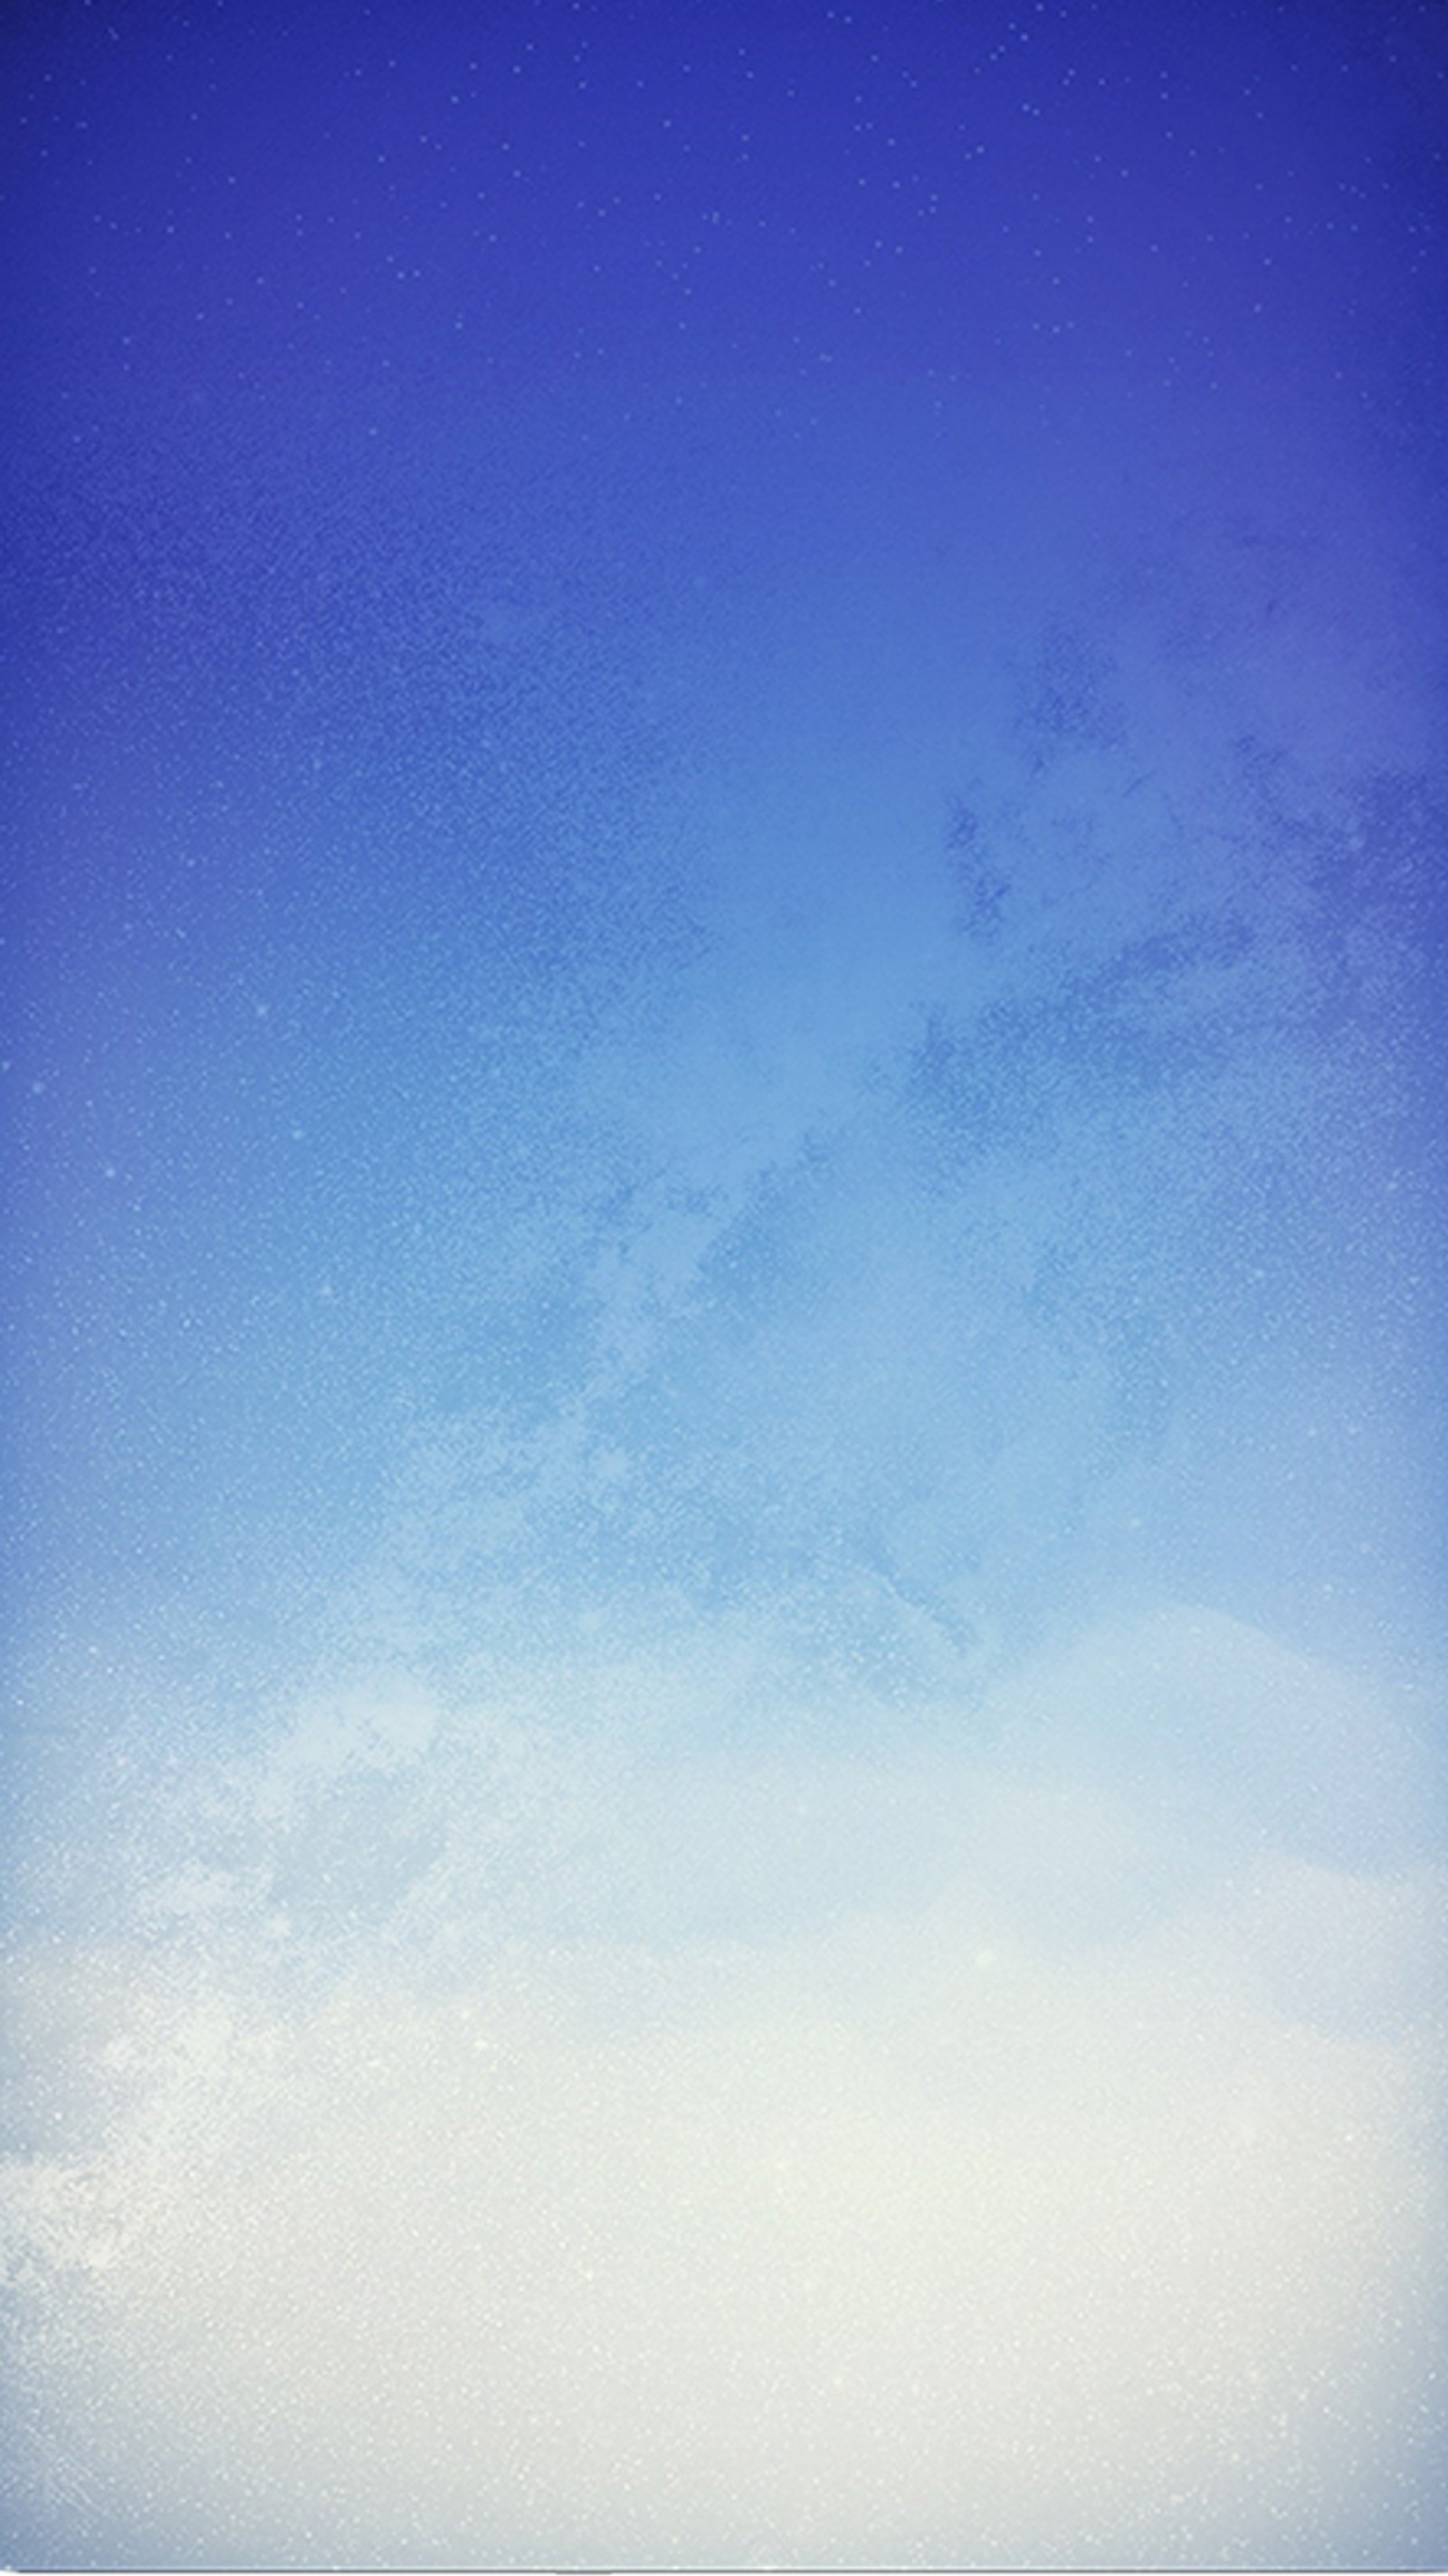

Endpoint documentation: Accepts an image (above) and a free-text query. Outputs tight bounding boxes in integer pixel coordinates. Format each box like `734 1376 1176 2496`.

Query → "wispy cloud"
4 1608 1443 2569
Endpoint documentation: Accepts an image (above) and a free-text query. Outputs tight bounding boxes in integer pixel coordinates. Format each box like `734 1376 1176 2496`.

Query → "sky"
1 0 1446 2567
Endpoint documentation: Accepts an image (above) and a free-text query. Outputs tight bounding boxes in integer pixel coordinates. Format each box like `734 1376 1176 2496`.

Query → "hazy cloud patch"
2 1607 1443 2570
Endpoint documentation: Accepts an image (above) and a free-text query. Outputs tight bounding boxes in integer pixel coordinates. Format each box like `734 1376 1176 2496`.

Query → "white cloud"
2 1608 1444 2570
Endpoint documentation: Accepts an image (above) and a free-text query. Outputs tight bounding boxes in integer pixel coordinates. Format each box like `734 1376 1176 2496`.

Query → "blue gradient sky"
3 3 1447 2569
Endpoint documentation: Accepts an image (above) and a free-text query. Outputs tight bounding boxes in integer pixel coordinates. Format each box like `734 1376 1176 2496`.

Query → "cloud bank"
3 1608 1444 2571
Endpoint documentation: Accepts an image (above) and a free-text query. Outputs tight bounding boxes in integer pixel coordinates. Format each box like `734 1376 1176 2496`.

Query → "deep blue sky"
5 0 1445 1722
